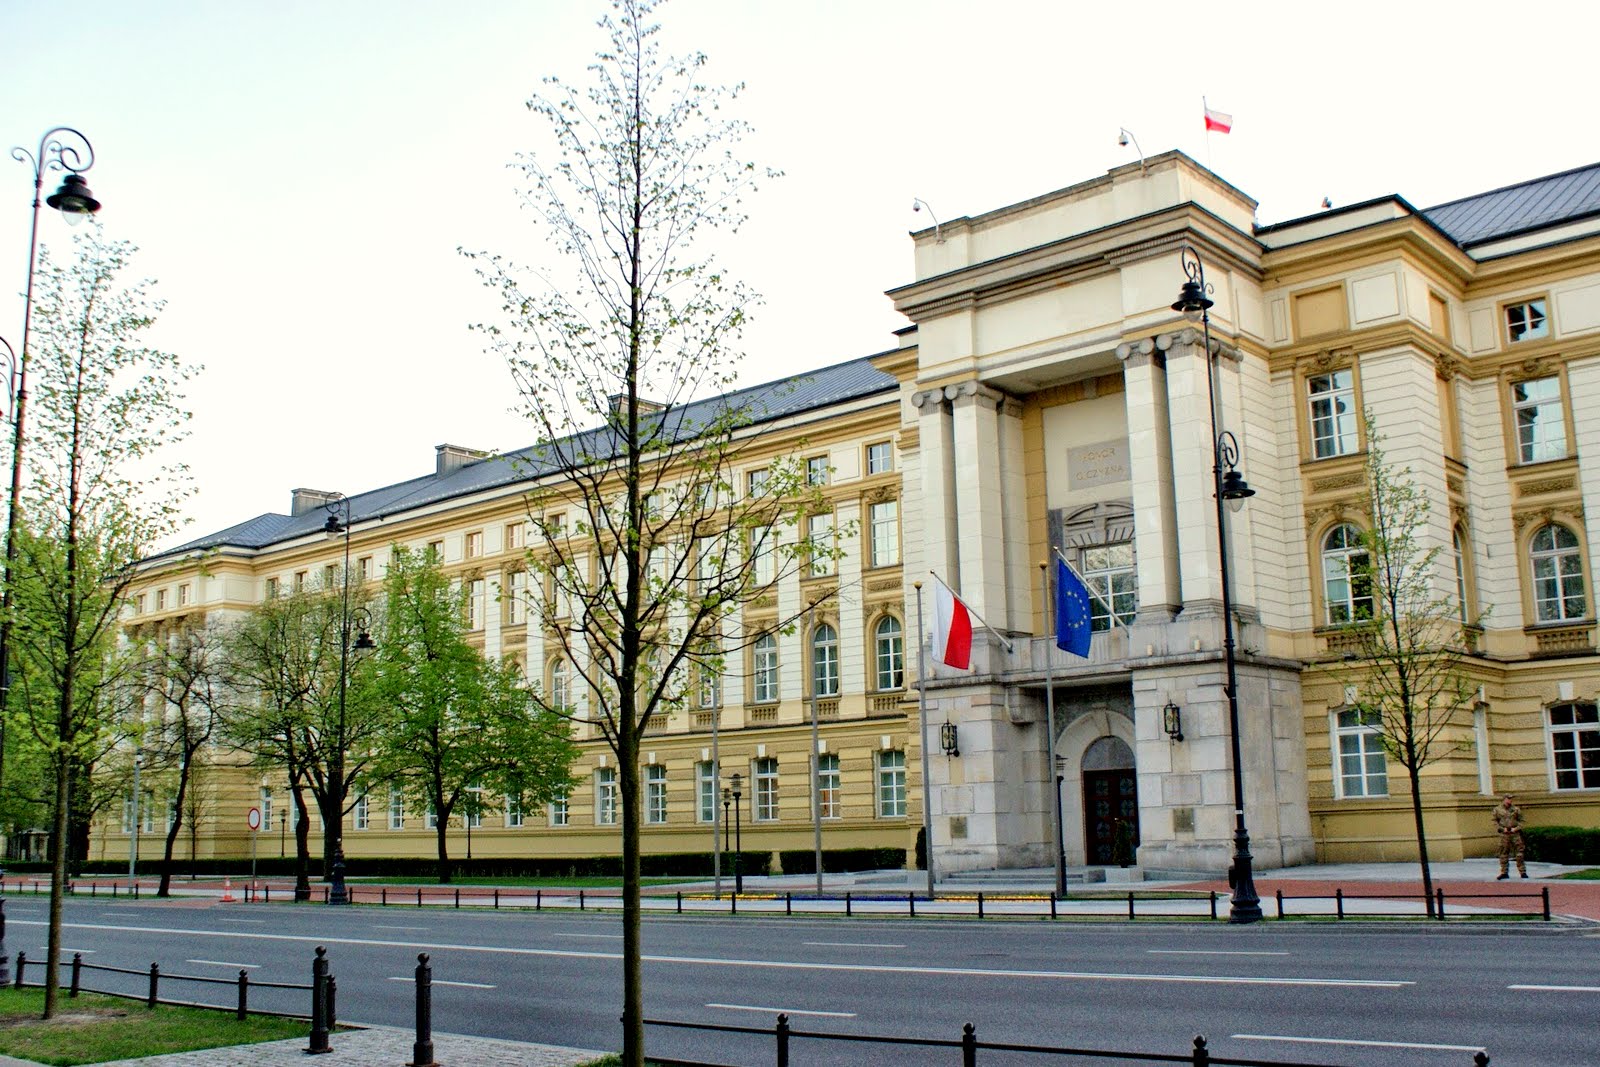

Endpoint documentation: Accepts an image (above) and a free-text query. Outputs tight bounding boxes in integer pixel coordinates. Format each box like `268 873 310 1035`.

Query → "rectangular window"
1512 376 1567 464
134 593 146 614
467 578 486 630
867 440 893 475
505 792 523 828
357 556 373 581
1307 369 1358 459
808 512 835 577
260 788 274 833
697 666 718 709
353 792 369 830
293 571 308 593
1506 299 1549 344
426 540 444 561
806 455 830 486
464 784 484 829
156 589 168 610
388 789 403 830
877 750 907 817
177 583 190 606
753 757 778 821
746 468 770 498
1081 544 1137 631
817 753 840 819
425 802 438 830
466 531 484 558
750 527 775 586
869 500 900 568
697 761 717 822
1549 703 1600 790
508 570 528 625
505 522 525 551
646 764 667 824
1335 707 1388 798
323 564 337 589
549 794 569 827
596 768 618 825
752 636 779 703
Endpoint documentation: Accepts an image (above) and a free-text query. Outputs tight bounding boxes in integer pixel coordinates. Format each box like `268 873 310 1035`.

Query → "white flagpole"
914 581 935 900
1054 547 1124 631
928 571 1015 654
710 641 722 901
1040 563 1066 896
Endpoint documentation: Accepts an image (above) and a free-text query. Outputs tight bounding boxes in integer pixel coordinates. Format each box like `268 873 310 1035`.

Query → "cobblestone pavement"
79 1027 607 1066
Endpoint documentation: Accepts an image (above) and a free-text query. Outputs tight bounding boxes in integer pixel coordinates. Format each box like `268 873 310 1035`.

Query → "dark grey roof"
152 353 899 562
1423 162 1600 248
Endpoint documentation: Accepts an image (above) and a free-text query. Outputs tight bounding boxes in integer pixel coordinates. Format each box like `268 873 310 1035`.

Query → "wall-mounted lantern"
1162 700 1184 742
940 720 960 757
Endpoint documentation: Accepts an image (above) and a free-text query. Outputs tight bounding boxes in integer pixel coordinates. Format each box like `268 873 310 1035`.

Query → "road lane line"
804 941 905 949
554 933 623 939
1148 950 1288 957
188 960 258 969
217 919 266 925
388 976 496 989
1510 984 1600 993
708 1003 857 1018
1234 1035 1484 1053
46 948 95 955
16 920 1413 991
371 926 431 932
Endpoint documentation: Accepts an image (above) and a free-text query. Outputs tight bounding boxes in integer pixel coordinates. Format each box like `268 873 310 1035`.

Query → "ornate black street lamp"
1172 244 1262 924
725 773 743 895
323 496 374 905
0 129 101 826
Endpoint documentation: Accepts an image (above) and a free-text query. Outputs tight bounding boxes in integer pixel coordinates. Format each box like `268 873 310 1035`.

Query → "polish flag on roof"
1204 104 1233 134
933 582 974 670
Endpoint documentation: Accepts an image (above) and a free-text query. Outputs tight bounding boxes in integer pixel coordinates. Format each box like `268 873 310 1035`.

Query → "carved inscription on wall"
1069 440 1130 490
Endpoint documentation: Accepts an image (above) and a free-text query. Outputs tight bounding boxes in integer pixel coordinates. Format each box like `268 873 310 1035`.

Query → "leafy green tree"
5 232 195 1017
465 3 831 1060
1340 418 1478 916
373 547 577 883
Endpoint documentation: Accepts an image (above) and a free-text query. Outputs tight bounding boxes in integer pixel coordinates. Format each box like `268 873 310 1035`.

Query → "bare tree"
141 624 227 896
465 3 834 1060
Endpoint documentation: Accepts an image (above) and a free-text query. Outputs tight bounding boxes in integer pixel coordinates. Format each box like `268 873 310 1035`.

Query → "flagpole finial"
912 580 922 590
1038 560 1047 571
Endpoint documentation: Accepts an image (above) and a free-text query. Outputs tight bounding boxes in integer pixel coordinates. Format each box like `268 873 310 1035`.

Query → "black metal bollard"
785 892 791 916
677 891 683 914
1336 888 1344 920
327 850 348 906
775 1012 790 1067
494 889 500 910
147 963 160 1008
306 946 332 1054
417 887 423 908
1437 887 1446 921
408 952 437 1067
13 952 24 989
0 897 9 986
237 970 249 1021
1473 1052 1490 1066
327 974 337 1031
1127 892 1134 921
845 891 852 918
70 953 82 997
536 889 542 911
1191 1034 1210 1066
962 1022 977 1067
1543 886 1551 921
978 892 985 920
911 892 917 918
579 890 585 911
383 887 388 906
1275 888 1283 918
454 888 460 909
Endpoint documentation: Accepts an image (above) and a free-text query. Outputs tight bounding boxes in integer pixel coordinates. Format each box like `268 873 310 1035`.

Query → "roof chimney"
435 443 489 477
290 488 342 516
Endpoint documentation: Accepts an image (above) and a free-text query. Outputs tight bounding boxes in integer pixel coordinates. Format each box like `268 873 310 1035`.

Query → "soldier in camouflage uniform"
1494 794 1527 879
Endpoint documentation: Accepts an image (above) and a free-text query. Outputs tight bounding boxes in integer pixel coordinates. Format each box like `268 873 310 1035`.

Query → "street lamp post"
0 130 101 839
1172 244 1262 924
128 750 142 884
322 496 374 907
727 773 743 895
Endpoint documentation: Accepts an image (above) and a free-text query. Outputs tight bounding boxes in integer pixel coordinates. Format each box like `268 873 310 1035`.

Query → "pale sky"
1 0 1594 546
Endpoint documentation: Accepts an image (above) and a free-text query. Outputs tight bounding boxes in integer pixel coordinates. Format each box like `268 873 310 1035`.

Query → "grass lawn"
1560 868 1600 880
0 986 307 1065
347 875 699 888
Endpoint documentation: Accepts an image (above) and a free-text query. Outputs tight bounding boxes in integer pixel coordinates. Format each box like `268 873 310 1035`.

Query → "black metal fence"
641 1014 1491 1067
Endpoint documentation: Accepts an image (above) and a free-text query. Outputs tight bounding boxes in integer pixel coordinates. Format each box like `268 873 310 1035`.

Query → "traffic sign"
246 806 262 832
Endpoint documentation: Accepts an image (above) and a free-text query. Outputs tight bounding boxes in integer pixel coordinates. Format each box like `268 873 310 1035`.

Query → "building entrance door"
1082 768 1138 866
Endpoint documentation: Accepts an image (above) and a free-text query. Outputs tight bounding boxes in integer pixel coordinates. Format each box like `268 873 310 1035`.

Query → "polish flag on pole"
932 582 974 670
1203 102 1233 134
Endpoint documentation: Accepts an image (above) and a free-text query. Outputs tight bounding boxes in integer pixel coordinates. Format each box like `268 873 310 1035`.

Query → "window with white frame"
746 468 770 498
505 521 525 551
357 556 372 581
157 588 168 609
466 531 484 558
263 579 277 600
322 564 336 589
467 578 486 630
388 789 404 830
1531 522 1587 623
807 512 835 577
697 663 718 709
697 761 717 822
869 499 900 568
261 787 274 832
505 791 523 828
646 764 668 824
1506 299 1549 344
426 541 444 561
1079 543 1136 631
751 634 778 703
1548 702 1599 790
874 616 904 690
1453 528 1470 625
1322 524 1372 624
1307 369 1358 459
817 753 840 818
353 791 369 830
464 783 484 828
877 750 908 816
750 527 775 586
508 569 528 625
811 623 839 698
425 801 438 830
866 440 893 475
549 657 572 710
178 583 190 606
549 794 569 827
596 767 618 825
753 757 778 821
1335 707 1387 798
806 455 829 487
1512 376 1567 464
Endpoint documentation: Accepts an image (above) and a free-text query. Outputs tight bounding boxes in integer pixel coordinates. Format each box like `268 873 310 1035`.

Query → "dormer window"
1506 299 1548 344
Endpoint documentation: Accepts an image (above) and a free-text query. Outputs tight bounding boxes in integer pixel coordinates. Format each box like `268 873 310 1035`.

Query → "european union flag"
1055 558 1093 658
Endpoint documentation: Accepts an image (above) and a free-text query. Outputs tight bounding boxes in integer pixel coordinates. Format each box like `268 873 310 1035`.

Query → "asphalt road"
6 897 1597 1066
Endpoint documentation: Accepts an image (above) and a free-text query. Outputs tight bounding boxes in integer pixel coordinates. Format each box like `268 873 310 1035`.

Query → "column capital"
1114 337 1156 368
947 380 1006 408
1155 328 1241 363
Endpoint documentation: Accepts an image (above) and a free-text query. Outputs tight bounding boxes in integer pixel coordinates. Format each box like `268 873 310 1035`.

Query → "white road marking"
47 948 95 955
188 960 258 969
15 919 1414 991
1234 1035 1485 1053
804 941 905 949
388 976 496 989
217 918 266 925
1148 950 1288 957
708 1003 857 1018
371 926 430 932
1510 984 1600 993
554 933 623 939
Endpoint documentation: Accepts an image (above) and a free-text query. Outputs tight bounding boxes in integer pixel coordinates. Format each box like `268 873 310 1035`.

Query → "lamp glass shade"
46 174 101 217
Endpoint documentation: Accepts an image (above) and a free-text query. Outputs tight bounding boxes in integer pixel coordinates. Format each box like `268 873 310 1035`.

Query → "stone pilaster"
1116 338 1181 622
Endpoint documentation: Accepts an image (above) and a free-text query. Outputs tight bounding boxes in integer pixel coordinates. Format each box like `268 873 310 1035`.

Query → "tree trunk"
292 779 312 901
43 746 70 1019
1408 764 1435 918
158 762 191 897
620 726 643 1067
435 805 453 885
322 755 344 879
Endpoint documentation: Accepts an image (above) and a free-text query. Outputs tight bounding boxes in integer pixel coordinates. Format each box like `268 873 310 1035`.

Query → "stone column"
950 381 1010 625
911 388 958 590
1116 338 1181 624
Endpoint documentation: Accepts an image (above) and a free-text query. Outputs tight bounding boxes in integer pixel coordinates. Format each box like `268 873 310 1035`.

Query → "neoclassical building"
104 150 1600 874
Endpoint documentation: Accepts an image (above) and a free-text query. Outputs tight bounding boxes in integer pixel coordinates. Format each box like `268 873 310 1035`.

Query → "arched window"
873 616 904 691
1531 523 1587 622
751 634 778 703
811 622 839 698
549 656 571 710
1321 523 1371 624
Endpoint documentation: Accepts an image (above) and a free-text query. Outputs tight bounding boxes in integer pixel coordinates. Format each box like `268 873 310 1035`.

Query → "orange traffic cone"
220 877 236 903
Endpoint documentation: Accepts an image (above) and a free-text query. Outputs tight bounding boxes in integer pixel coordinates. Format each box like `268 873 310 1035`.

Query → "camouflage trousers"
1498 830 1527 875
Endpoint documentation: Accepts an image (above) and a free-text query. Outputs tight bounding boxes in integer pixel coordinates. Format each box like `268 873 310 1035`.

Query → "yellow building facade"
101 151 1600 874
